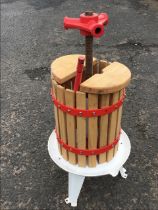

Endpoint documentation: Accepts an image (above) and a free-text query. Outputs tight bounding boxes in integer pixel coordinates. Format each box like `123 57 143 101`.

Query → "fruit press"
48 11 131 207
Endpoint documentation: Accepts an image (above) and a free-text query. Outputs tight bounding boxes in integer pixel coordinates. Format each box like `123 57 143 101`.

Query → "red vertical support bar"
73 56 85 92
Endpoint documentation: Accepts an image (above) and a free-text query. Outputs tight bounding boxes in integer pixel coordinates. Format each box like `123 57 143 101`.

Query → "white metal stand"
48 129 131 207
65 173 85 207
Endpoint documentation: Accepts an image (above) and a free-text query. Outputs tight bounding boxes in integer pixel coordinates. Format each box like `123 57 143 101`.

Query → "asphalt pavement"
1 0 158 209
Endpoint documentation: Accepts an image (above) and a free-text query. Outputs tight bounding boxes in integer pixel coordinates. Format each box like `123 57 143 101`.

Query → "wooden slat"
92 60 99 75
99 60 110 73
98 94 110 163
52 80 61 153
52 80 60 133
65 89 76 164
88 94 98 167
114 89 123 155
56 85 68 160
107 91 120 162
76 91 87 167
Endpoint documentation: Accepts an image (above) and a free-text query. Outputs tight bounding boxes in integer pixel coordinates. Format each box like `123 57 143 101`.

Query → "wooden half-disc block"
80 62 131 94
51 54 97 84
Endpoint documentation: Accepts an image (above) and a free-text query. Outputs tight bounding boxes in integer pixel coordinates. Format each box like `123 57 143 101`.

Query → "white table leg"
65 172 85 207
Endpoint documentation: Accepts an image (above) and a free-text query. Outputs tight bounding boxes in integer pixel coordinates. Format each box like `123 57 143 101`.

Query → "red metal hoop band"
51 89 125 118
54 129 121 156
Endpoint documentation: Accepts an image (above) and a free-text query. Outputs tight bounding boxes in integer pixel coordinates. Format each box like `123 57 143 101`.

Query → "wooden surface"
76 91 87 167
51 58 131 166
92 60 110 75
52 80 61 153
107 91 120 162
65 89 76 164
52 85 125 166
92 60 99 75
98 60 110 72
114 89 123 155
98 94 110 163
80 62 131 94
88 94 98 167
51 54 97 84
56 85 68 160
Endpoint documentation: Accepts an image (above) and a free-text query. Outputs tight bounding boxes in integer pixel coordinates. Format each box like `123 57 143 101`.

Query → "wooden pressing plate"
51 54 97 84
51 54 131 94
80 62 131 94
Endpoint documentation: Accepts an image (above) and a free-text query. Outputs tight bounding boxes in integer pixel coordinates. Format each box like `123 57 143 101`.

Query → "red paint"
51 89 126 118
73 56 85 92
55 128 121 156
64 12 108 38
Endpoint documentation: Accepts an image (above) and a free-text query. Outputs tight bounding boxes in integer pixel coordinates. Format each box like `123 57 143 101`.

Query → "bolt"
92 111 96 116
79 111 82 116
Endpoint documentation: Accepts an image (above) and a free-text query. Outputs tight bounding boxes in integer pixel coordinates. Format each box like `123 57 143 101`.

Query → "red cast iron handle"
64 12 108 38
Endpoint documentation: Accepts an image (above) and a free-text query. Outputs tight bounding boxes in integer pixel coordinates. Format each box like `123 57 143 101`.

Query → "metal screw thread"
84 11 93 80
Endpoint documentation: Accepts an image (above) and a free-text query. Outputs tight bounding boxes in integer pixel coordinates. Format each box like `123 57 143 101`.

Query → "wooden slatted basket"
51 54 131 167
